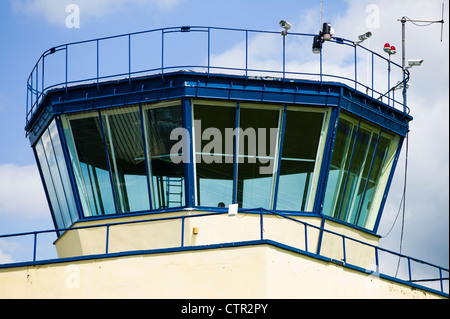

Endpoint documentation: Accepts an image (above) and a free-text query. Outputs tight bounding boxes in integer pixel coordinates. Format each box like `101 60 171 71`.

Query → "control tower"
1 25 448 298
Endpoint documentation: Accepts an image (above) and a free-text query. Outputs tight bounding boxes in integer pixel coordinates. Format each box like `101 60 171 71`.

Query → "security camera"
279 20 292 30
358 31 372 41
280 20 292 35
408 59 423 67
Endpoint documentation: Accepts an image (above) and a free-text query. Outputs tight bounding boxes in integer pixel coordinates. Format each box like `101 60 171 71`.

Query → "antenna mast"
399 2 445 108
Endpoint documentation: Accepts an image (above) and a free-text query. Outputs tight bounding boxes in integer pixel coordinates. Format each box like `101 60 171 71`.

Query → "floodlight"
321 22 334 41
312 35 322 54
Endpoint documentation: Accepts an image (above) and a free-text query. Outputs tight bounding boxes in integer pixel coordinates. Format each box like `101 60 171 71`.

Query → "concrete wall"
0 244 443 299
54 211 379 271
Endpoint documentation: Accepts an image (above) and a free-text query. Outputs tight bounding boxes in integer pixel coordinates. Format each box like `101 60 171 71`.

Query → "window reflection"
102 106 150 213
323 115 397 230
63 113 116 216
144 103 185 209
237 107 280 208
275 110 325 211
35 120 78 230
194 103 235 207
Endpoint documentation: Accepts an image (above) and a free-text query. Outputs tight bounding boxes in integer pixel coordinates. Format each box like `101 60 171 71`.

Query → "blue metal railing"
26 26 408 126
1 208 448 297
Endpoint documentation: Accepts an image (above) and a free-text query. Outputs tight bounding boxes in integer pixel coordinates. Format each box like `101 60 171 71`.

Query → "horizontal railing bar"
1 208 447 296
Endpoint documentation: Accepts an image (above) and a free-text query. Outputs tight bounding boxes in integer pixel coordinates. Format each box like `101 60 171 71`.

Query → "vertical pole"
181 216 185 247
128 34 132 86
42 56 45 100
96 39 100 91
33 232 38 262
342 237 346 263
304 224 308 252
65 45 68 94
320 49 323 84
354 45 357 90
245 30 248 81
387 55 391 107
161 29 165 80
282 34 286 82
260 208 264 240
105 224 110 254
401 18 407 113
371 52 374 98
207 27 210 78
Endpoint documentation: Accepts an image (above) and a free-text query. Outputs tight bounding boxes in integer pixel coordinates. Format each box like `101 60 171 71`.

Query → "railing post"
207 27 210 78
128 34 132 86
407 257 412 282
245 30 248 80
371 52 374 98
260 209 264 240
65 44 68 94
42 56 45 101
375 247 379 272
304 223 308 252
354 45 357 90
105 224 110 254
282 33 286 82
181 216 185 247
33 232 38 262
342 236 346 264
96 39 100 91
161 29 165 80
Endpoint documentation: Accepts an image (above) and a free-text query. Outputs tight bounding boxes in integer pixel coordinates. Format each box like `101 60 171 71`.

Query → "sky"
0 0 448 276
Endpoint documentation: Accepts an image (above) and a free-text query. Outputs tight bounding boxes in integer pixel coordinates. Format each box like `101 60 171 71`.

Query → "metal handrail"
25 26 408 126
1 208 448 296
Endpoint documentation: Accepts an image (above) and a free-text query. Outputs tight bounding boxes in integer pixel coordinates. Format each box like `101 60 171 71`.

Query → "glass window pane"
41 129 73 227
276 110 324 211
356 135 393 228
194 103 235 207
66 113 116 216
323 114 398 231
144 104 185 209
35 140 66 230
341 128 378 224
102 107 150 213
48 121 79 224
237 107 280 209
323 118 356 218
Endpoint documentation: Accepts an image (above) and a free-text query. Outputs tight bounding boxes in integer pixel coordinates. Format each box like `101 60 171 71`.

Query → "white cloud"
0 242 15 264
0 164 49 219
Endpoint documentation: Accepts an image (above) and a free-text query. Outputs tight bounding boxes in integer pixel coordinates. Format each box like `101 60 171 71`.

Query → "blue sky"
0 0 448 276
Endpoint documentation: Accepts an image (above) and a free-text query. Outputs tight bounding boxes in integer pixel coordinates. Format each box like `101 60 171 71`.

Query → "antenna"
320 0 323 26
398 4 445 108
